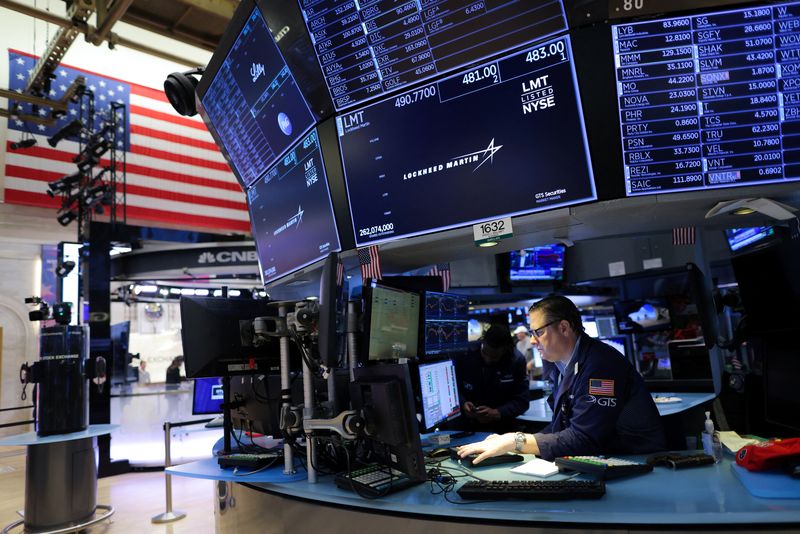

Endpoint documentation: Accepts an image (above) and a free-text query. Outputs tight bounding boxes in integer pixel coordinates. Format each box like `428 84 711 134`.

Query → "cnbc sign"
197 250 259 264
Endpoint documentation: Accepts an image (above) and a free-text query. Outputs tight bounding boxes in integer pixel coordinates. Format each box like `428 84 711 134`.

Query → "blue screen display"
726 226 775 251
337 35 595 247
248 129 341 285
613 2 800 196
193 377 224 415
424 292 469 356
200 6 315 189
509 244 565 281
297 0 567 111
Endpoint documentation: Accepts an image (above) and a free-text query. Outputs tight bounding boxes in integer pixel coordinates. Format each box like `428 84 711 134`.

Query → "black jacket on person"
454 346 529 433
535 334 667 460
165 366 182 385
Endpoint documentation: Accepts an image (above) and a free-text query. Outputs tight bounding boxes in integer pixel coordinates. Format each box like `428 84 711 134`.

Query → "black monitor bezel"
360 281 422 364
412 358 462 433
194 0 321 191
351 363 426 481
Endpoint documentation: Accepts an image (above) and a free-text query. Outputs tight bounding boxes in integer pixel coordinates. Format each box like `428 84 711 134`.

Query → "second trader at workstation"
459 296 666 463
454 324 529 434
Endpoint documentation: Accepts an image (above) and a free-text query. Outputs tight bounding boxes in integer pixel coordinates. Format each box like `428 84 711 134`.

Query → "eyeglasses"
530 319 560 339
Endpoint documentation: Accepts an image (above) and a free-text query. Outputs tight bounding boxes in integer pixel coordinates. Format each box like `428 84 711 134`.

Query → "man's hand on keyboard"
457 433 515 465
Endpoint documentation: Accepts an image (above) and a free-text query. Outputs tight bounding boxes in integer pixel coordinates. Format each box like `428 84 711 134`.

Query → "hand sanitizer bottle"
702 411 722 463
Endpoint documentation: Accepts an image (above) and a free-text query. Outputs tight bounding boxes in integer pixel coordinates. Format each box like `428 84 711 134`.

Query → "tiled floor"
0 448 217 533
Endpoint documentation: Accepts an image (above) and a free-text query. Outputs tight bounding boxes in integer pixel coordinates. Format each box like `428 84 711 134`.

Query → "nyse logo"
251 62 266 83
198 251 258 264
304 159 318 187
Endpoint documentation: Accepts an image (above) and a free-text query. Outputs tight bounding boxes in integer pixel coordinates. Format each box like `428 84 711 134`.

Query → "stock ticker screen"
425 292 469 355
200 6 315 189
247 129 341 285
613 2 800 196
337 35 596 247
297 0 567 110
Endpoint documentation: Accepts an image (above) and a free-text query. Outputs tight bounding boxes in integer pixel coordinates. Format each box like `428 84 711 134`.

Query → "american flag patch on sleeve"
589 379 615 396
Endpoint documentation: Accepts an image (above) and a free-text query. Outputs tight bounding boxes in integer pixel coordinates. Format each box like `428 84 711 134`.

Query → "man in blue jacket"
459 296 666 462
454 324 529 433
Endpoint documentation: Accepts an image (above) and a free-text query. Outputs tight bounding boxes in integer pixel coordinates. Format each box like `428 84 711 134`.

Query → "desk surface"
170 451 800 526
519 392 716 423
0 424 118 446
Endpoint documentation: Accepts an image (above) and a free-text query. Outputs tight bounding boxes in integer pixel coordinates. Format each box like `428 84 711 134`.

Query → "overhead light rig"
47 87 127 239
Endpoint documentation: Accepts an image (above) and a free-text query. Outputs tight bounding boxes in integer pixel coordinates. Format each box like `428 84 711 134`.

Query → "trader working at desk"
459 296 666 463
454 324 529 434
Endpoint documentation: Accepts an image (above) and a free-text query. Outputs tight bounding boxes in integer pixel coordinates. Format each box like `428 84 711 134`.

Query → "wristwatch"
514 432 527 453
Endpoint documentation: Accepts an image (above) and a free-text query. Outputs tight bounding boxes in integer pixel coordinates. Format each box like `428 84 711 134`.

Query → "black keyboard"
335 464 421 498
555 455 653 480
217 452 281 469
457 479 605 500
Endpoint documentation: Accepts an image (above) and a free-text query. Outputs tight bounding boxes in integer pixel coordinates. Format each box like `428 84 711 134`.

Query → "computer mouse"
458 452 524 468
427 447 453 459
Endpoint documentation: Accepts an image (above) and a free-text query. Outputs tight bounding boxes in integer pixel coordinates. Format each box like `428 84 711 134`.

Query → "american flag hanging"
358 245 382 281
672 226 696 246
4 50 249 232
428 262 451 292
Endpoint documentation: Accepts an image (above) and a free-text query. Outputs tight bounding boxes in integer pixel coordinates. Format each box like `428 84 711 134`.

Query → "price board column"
694 7 783 187
614 18 704 195
776 3 800 179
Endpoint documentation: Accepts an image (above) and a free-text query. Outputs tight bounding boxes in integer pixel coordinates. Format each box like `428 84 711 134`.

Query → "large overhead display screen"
297 0 567 110
200 5 315 190
247 129 341 284
613 2 800 196
338 35 596 247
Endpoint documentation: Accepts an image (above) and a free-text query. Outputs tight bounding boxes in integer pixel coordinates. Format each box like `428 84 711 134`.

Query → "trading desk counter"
171 451 799 533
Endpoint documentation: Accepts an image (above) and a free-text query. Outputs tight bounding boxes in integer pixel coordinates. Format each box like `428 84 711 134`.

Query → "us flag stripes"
358 245 382 281
4 50 249 232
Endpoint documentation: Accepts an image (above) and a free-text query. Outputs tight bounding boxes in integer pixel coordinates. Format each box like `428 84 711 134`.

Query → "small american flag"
358 245 382 281
428 262 451 292
672 226 696 246
589 378 615 396
5 50 248 232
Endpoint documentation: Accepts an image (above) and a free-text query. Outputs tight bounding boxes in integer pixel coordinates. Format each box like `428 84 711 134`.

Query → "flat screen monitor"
196 0 315 190
424 292 469 321
338 34 595 247
595 315 619 339
417 359 460 432
351 364 426 481
180 297 286 378
362 281 421 362
510 245 565 282
612 3 800 196
247 129 342 285
192 377 225 415
725 226 776 252
297 0 568 111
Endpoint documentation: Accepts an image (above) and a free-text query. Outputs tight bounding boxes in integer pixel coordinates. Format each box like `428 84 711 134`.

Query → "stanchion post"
151 422 187 524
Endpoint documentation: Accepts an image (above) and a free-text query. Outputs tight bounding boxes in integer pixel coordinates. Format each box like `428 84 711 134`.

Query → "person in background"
513 325 541 378
138 359 151 385
459 296 666 463
165 356 184 388
454 324 529 434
